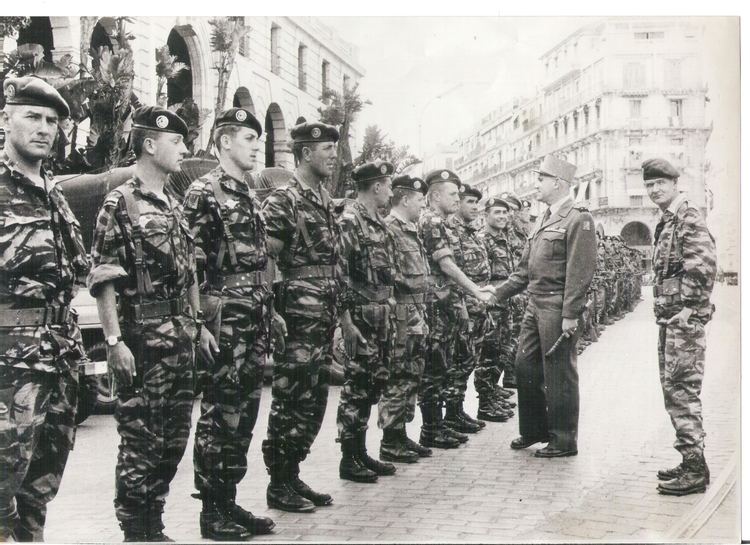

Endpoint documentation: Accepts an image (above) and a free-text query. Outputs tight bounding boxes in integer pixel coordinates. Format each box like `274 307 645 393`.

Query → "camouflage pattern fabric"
652 194 716 456
88 177 197 524
0 155 88 539
182 166 270 500
507 222 529 354
262 175 341 465
378 212 430 430
336 202 394 441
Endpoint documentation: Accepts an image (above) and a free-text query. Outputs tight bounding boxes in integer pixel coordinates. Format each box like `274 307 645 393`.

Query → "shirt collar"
389 208 414 228
548 195 572 217
0 151 52 192
664 193 687 218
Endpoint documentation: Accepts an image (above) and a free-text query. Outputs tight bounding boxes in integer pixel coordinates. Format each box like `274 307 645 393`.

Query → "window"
297 44 307 91
238 17 250 57
629 136 642 146
629 99 642 118
665 59 682 88
634 31 664 40
670 99 683 118
671 137 684 146
623 62 646 88
343 74 350 92
573 112 579 131
630 195 644 207
321 60 330 96
584 106 590 126
563 117 568 135
270 24 281 75
554 122 559 140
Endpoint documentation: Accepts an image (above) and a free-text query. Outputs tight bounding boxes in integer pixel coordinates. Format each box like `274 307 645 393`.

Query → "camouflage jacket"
480 227 515 283
339 200 395 309
0 154 89 372
449 214 490 285
182 166 268 296
419 207 464 303
508 222 528 265
385 210 430 298
652 194 716 317
87 177 196 304
261 174 342 317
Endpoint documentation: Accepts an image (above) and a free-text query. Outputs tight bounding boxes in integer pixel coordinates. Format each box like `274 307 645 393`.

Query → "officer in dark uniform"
493 155 596 458
0 77 89 542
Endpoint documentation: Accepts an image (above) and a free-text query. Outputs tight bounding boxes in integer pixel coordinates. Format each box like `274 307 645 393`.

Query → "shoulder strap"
350 206 379 285
287 186 319 262
117 186 154 297
208 177 238 268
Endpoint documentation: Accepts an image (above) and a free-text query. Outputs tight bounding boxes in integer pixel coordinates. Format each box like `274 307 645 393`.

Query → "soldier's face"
486 206 509 230
459 196 480 222
224 126 259 171
2 105 59 161
437 183 460 215
645 178 679 209
306 141 337 178
375 178 393 208
151 133 188 173
403 191 425 222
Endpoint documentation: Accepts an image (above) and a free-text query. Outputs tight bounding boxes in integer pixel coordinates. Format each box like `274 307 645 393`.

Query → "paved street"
44 285 740 543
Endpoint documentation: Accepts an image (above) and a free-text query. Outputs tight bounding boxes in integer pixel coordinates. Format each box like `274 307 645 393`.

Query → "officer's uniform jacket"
495 198 597 319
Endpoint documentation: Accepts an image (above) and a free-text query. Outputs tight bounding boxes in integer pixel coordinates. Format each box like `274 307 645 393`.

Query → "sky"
321 17 586 157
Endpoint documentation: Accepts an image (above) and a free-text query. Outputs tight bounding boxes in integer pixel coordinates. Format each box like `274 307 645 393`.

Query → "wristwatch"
105 335 123 347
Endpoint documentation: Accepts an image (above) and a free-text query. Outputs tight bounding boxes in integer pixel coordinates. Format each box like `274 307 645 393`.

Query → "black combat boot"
657 452 709 496
496 385 515 399
460 406 485 428
199 498 251 541
444 401 481 433
120 520 149 542
502 366 518 389
339 437 379 482
419 403 460 449
442 424 469 443
146 510 174 542
263 443 316 513
402 426 432 457
223 498 276 535
380 428 419 463
477 396 509 422
493 386 516 409
357 432 397 475
289 460 334 507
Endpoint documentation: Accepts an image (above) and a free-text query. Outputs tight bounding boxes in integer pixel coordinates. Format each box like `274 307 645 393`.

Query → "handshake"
474 285 501 307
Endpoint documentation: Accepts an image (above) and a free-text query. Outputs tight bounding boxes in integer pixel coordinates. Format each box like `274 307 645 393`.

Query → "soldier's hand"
667 307 693 328
342 322 367 357
561 317 579 338
199 326 219 367
107 342 136 388
272 313 287 354
476 289 497 306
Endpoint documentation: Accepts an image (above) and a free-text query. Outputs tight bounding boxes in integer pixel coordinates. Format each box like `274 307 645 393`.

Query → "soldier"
183 108 276 540
642 158 716 496
493 155 596 458
418 169 494 449
446 184 493 434
336 160 398 482
474 197 518 423
88 106 217 541
593 234 608 328
378 175 432 463
0 77 88 542
261 122 341 512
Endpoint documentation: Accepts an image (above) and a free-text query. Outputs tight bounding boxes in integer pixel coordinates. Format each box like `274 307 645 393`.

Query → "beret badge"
311 127 321 138
236 110 247 122
440 171 449 180
156 115 169 129
5 84 15 99
380 165 388 174
413 181 421 189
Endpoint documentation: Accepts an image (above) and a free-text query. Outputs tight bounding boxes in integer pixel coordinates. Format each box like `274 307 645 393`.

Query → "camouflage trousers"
447 308 487 403
594 283 607 323
474 302 513 397
509 293 527 354
605 279 618 316
378 303 427 431
658 319 707 456
0 366 77 541
419 299 463 407
114 315 196 524
264 310 335 465
193 295 268 501
337 304 391 441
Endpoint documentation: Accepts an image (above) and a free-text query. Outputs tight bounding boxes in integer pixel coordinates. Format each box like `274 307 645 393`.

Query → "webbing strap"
209 177 238 268
118 187 154 297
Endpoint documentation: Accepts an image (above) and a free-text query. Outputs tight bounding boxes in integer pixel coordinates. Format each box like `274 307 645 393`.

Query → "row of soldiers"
578 235 646 352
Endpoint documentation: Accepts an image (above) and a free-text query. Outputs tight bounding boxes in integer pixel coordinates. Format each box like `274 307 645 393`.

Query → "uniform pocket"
540 231 566 260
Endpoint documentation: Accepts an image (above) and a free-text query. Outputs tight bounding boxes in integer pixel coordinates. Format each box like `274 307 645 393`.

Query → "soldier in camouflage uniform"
642 158 716 496
445 185 493 434
337 160 397 482
0 78 88 542
505 192 531 389
378 175 432 463
183 108 276 540
601 237 618 324
593 235 608 328
418 170 494 449
474 197 518 423
261 122 341 512
88 107 217 541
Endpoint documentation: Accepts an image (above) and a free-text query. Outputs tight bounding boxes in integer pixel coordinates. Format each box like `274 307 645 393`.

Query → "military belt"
284 265 335 281
353 284 393 303
124 294 191 322
0 305 70 327
221 270 265 288
395 292 427 304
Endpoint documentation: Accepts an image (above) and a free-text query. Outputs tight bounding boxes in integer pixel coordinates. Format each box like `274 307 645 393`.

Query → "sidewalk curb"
665 450 738 539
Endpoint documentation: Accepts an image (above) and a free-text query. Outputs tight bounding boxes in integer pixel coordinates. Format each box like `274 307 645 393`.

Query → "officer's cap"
392 174 427 195
214 107 262 137
499 192 522 210
3 76 69 118
290 122 339 144
132 106 188 139
425 169 461 188
532 154 577 183
352 160 395 184
460 184 482 200
485 197 511 211
641 158 679 181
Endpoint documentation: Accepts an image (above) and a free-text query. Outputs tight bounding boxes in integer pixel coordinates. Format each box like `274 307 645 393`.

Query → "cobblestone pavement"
44 286 740 543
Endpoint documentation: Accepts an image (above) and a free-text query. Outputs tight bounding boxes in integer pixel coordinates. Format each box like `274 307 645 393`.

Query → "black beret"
425 169 461 188
485 197 511 211
460 184 482 200
498 192 522 210
392 174 427 195
214 107 262 137
642 158 679 181
132 106 188 139
290 122 339 144
3 76 69 117
352 160 394 183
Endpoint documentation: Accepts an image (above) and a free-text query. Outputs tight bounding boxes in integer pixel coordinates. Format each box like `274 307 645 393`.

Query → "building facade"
1 16 363 168
453 17 711 258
